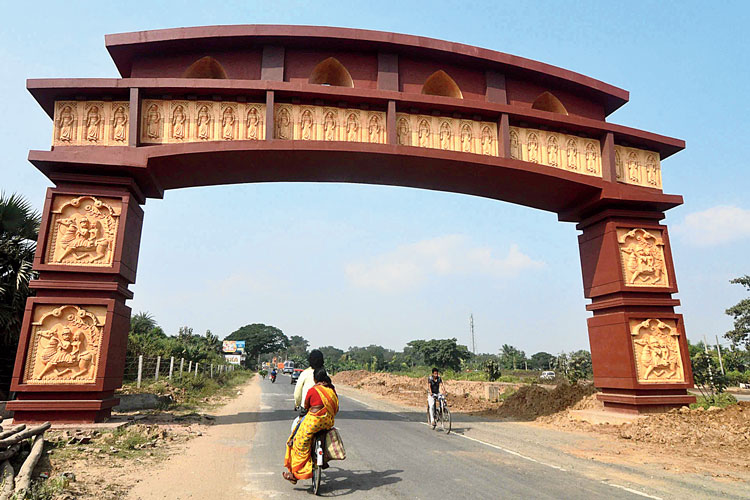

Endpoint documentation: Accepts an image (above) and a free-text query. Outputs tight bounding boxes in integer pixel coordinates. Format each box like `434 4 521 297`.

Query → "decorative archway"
308 57 354 87
9 25 693 422
182 56 228 79
531 91 568 115
421 70 463 99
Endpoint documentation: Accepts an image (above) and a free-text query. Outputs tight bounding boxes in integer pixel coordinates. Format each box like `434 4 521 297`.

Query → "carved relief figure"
112 105 128 143
480 126 493 155
323 111 336 141
615 150 623 180
418 119 430 147
509 129 519 159
368 115 381 143
627 152 640 183
460 123 472 152
24 305 103 384
276 107 292 139
439 121 452 150
527 133 539 163
566 138 579 170
48 196 119 266
645 154 659 186
585 143 598 173
397 118 410 146
631 318 684 383
85 106 102 143
197 105 212 140
171 105 187 140
58 105 76 143
146 104 161 139
300 109 314 140
547 135 559 166
618 228 668 287
346 113 359 142
246 107 260 140
222 107 235 140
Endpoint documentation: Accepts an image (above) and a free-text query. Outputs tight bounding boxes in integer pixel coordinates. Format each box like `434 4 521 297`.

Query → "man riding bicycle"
427 367 446 428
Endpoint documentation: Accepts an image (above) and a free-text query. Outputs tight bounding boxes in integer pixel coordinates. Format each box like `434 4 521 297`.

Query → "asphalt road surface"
240 374 655 499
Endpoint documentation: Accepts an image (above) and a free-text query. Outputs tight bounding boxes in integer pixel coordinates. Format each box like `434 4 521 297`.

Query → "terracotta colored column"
578 209 695 413
8 177 144 423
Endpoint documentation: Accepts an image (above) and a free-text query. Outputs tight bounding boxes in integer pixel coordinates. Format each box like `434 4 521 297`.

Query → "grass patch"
391 367 540 383
119 369 253 411
690 392 738 409
11 476 71 500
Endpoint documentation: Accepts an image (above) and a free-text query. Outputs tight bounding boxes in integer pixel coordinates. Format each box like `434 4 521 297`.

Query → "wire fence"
123 355 239 388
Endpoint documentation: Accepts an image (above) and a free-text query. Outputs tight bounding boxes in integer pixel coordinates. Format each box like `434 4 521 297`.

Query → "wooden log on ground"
13 434 43 495
0 445 20 462
0 460 14 500
0 422 50 449
0 425 26 441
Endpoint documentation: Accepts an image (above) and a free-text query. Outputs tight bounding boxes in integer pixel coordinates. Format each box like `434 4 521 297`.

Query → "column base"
597 389 695 414
7 392 119 423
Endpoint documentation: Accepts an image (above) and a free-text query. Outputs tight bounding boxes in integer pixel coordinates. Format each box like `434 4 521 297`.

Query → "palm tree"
0 192 40 345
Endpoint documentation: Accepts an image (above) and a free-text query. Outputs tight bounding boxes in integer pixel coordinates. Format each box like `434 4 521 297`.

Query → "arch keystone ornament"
13 25 693 421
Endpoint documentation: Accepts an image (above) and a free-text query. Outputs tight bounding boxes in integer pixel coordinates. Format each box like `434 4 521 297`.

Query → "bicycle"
426 393 451 434
311 430 327 495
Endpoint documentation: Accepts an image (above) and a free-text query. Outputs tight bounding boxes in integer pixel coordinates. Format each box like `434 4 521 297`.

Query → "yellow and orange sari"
284 385 339 480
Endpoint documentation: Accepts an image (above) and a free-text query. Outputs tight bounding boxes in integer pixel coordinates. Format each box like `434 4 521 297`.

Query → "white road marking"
245 472 276 475
343 395 371 408
605 483 662 500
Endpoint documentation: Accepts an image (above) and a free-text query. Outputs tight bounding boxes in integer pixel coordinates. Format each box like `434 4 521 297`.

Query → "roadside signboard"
235 341 245 353
222 340 237 353
224 354 242 365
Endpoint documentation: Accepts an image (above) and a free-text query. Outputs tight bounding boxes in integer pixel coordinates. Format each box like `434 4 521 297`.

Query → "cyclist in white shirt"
294 350 324 410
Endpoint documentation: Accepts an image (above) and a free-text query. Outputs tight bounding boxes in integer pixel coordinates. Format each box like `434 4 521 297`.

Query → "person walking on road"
427 367 446 428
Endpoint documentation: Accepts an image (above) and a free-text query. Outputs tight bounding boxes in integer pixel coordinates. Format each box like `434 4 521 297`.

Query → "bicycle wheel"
426 406 432 426
443 406 452 434
312 462 321 495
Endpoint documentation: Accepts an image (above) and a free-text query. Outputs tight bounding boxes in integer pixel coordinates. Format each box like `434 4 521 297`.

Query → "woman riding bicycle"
283 368 339 484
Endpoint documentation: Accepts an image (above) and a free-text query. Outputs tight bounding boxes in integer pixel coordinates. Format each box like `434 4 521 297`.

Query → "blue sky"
1 1 748 355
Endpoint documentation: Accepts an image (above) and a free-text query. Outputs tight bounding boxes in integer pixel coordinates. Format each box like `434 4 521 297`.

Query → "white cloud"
673 205 750 247
345 235 544 292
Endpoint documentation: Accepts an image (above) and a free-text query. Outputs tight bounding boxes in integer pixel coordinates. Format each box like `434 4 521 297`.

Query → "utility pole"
469 313 476 354
715 335 725 375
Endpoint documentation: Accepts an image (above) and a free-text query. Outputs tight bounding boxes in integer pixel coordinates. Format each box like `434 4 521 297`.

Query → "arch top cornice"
105 24 628 114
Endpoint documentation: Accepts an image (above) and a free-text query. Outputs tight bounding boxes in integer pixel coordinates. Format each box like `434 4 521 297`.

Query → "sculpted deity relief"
145 103 162 140
23 304 105 385
615 150 624 180
617 228 669 287
627 152 640 183
196 103 214 140
368 114 382 143
54 101 129 146
324 111 337 141
509 126 600 177
630 318 684 383
418 119 431 147
614 145 663 189
300 109 315 140
527 133 539 163
397 118 410 146
645 154 659 187
585 143 599 174
246 106 262 140
221 104 237 140
547 135 558 166
566 138 579 170
396 113 495 155
276 106 292 140
439 121 452 150
509 129 520 159
44 195 120 267
460 123 473 152
346 112 360 142
170 103 188 141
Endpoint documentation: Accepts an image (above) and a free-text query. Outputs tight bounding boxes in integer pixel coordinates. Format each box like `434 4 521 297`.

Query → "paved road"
239 374 651 499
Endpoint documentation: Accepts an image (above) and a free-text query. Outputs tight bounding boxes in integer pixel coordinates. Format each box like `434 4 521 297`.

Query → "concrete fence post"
137 355 143 389
155 355 161 381
180 358 185 379
169 356 175 380
188 360 193 374
195 363 199 377
210 364 214 378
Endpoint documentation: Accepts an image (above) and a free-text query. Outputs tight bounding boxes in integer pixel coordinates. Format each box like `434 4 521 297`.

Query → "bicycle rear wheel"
312 462 321 495
443 406 452 434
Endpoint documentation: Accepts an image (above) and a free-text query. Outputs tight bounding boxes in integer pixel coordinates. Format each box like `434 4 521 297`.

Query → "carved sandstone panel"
43 195 121 267
617 227 670 287
510 126 601 177
53 101 129 146
274 104 386 144
22 304 106 385
397 113 497 155
141 100 267 144
630 318 685 384
614 145 662 190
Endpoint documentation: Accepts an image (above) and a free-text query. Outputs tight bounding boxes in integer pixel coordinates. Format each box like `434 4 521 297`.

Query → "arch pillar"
7 175 144 423
577 208 695 413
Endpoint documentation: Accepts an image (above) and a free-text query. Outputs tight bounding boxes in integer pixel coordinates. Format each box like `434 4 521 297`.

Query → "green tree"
130 311 157 336
407 338 472 371
567 350 592 382
724 275 750 349
317 346 344 364
0 193 40 345
691 347 729 400
529 351 555 371
288 335 310 358
484 359 501 381
226 323 289 368
499 344 526 370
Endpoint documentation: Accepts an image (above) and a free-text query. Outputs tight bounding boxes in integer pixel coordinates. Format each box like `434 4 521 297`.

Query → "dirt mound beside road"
495 382 598 420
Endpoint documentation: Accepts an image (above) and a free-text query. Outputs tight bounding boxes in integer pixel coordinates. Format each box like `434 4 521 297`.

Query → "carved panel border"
616 227 670 288
615 145 662 189
396 113 497 156
509 126 602 178
53 101 129 146
630 318 685 384
274 104 386 144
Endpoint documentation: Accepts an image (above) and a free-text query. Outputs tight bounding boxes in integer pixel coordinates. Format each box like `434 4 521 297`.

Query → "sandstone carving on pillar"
169 101 189 143
110 103 129 144
397 116 411 146
617 227 669 287
630 318 685 383
44 195 120 267
54 101 129 146
142 100 164 143
83 102 104 144
509 126 601 177
22 304 106 385
221 103 239 141
195 102 215 141
245 104 264 140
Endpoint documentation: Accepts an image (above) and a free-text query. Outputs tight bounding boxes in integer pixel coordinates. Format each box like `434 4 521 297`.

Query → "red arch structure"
11 25 693 422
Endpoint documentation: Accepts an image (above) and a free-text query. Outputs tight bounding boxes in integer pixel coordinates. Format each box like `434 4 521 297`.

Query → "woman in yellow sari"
283 368 339 483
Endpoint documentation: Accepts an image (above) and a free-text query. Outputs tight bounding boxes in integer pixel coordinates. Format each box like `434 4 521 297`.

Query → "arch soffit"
308 57 354 87
182 56 228 79
421 70 463 99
